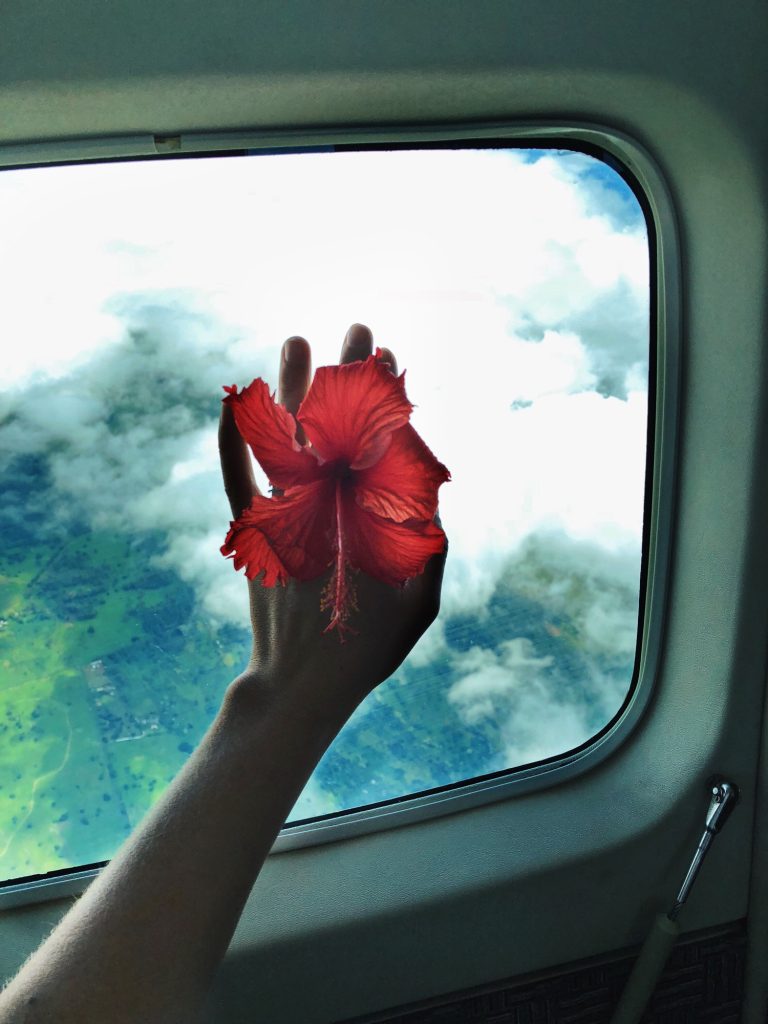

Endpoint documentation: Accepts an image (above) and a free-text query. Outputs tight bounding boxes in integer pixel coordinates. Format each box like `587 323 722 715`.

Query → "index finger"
218 401 259 518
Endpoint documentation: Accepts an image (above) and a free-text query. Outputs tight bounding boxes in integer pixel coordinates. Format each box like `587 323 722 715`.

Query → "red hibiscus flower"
221 349 450 639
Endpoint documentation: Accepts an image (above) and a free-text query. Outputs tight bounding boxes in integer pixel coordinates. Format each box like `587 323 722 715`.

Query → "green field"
0 520 240 880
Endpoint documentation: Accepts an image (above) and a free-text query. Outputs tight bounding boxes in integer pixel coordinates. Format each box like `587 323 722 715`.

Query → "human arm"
0 324 446 1024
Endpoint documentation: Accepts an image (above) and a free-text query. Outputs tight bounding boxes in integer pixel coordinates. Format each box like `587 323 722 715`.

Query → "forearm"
0 671 360 1024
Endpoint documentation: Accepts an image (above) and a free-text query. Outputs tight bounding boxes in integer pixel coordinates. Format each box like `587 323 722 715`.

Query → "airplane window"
0 146 649 885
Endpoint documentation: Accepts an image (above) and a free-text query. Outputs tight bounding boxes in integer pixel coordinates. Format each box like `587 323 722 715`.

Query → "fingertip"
341 323 373 363
346 323 372 344
377 347 398 375
282 335 310 366
218 398 236 436
218 403 259 517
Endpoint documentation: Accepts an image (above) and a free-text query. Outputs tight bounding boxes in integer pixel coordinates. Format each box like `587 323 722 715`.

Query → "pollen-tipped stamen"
320 478 359 641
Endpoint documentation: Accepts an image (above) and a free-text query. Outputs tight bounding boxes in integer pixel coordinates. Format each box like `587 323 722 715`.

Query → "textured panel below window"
343 921 746 1024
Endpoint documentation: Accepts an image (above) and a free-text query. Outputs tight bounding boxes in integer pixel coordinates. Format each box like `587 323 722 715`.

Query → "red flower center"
325 459 356 483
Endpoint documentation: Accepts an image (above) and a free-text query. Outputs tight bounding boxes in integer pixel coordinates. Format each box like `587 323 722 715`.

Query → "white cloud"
0 149 647 388
500 531 641 658
447 638 592 767
442 528 641 773
446 630 628 772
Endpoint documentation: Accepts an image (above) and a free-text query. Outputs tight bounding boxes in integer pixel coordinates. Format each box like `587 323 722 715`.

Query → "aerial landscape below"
0 145 648 884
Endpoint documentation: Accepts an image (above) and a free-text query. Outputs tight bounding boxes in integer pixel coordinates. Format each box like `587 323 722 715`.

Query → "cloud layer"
1 146 649 782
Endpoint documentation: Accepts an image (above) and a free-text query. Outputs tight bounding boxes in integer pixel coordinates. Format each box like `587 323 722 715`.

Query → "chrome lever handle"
668 778 739 921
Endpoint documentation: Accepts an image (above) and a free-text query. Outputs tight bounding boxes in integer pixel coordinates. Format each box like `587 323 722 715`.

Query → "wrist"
222 664 364 738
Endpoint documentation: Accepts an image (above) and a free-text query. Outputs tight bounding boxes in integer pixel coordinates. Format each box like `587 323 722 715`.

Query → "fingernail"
284 337 304 364
345 324 372 354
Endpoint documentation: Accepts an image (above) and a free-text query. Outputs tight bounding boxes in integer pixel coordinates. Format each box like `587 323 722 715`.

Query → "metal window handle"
668 778 739 921
610 776 740 1024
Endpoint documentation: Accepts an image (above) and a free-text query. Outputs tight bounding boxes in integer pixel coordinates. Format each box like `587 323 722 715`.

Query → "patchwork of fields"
0 509 238 880
0 458 637 884
0 147 648 886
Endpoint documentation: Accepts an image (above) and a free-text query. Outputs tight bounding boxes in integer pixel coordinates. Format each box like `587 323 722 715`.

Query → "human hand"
218 324 447 706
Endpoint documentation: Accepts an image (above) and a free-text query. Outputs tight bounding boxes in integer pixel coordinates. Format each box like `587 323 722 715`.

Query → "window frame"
0 121 678 909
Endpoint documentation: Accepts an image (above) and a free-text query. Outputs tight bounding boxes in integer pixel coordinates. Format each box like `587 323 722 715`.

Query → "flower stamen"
320 478 359 641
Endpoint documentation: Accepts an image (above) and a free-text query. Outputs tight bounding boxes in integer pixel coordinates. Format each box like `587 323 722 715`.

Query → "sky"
0 146 650 774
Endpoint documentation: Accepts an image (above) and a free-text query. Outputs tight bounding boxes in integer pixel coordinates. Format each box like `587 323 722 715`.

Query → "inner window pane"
0 147 649 883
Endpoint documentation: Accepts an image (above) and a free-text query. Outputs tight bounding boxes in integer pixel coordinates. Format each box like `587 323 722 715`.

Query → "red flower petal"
342 492 447 586
221 478 336 584
223 380 321 490
354 423 451 523
297 355 413 470
221 515 290 586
